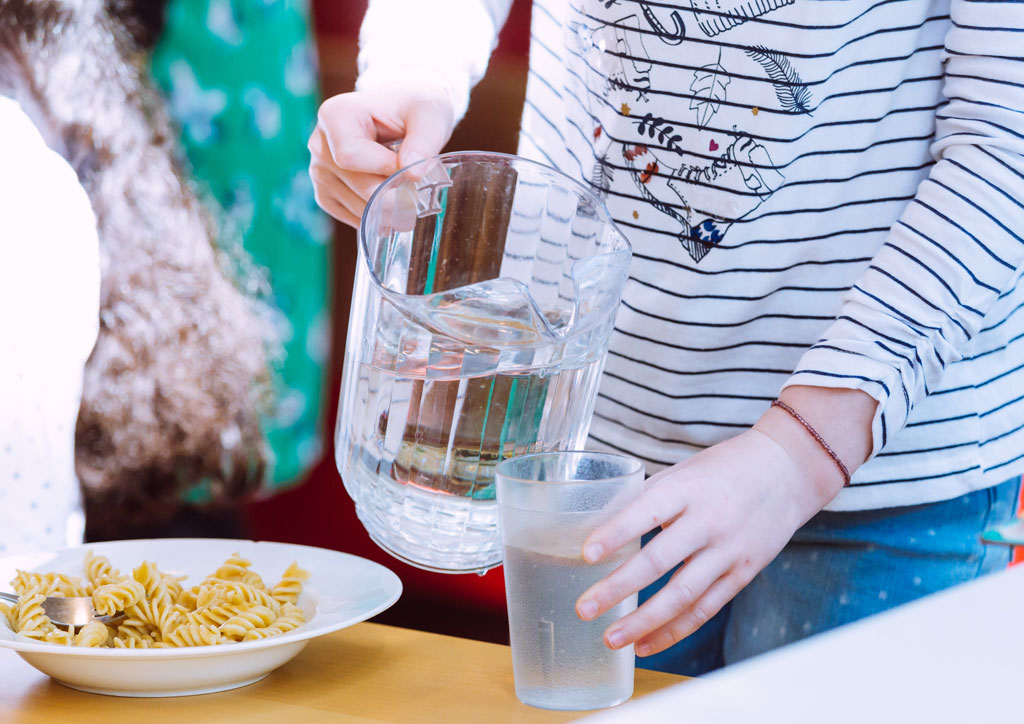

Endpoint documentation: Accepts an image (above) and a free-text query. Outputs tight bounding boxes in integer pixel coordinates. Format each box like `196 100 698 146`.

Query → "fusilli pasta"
92 578 146 616
74 620 109 647
270 562 310 605
84 552 118 587
2 552 310 648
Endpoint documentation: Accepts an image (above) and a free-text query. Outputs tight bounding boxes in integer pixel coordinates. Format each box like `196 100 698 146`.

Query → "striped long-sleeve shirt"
357 0 1024 510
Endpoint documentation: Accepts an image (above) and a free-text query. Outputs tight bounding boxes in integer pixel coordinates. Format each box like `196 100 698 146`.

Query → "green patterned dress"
151 0 331 497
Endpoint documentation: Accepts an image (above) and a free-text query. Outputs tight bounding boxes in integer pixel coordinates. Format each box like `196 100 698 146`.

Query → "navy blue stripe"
911 198 1015 271
597 393 749 429
853 465 979 486
945 72 1024 91
629 275 848 302
586 430 680 468
946 157 1024 213
865 264 970 338
980 416 1024 447
932 361 1024 396
620 298 831 328
876 440 975 457
906 412 976 428
719 227 889 251
850 285 943 343
795 368 891 398
895 220 1001 293
984 452 1024 475
879 241 985 317
944 96 1024 117
980 390 1024 419
629 251 873 275
927 177 1024 245
611 327 807 354
978 145 1024 184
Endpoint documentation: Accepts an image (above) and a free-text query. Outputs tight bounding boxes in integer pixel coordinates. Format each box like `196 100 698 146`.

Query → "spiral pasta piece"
219 605 277 641
84 552 119 587
92 578 146 616
128 596 182 635
210 553 253 582
0 601 16 630
15 591 53 640
12 570 87 597
74 621 109 647
112 635 156 649
43 628 74 646
164 622 222 647
133 561 186 605
184 601 244 628
162 573 186 603
243 603 305 642
201 580 282 614
270 562 311 605
116 616 159 643
131 561 167 601
175 585 201 610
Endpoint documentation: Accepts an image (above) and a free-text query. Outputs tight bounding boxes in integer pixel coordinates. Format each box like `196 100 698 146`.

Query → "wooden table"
0 623 687 723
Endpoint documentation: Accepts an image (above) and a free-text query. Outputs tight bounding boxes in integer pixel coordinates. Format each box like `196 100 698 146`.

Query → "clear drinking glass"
496 451 644 710
335 152 632 573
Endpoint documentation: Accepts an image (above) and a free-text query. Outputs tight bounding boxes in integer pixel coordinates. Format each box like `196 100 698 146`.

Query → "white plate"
0 538 402 697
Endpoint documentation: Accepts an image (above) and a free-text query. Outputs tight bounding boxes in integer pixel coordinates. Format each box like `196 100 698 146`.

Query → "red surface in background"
1014 477 1024 566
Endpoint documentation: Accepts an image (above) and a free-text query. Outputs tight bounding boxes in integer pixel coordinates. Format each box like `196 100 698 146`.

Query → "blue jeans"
637 477 1022 676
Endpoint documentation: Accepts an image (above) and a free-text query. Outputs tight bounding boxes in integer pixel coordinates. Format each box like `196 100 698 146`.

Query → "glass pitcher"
335 152 631 573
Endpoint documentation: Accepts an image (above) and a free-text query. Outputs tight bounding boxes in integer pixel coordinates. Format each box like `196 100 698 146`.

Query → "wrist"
752 386 876 507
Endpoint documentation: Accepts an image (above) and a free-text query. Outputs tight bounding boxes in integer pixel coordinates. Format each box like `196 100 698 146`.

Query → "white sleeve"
0 96 100 554
356 0 515 121
784 0 1024 460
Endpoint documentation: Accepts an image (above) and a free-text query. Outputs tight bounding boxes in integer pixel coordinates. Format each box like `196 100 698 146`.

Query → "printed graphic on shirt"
687 0 795 38
569 1 808 263
689 48 729 130
744 46 814 115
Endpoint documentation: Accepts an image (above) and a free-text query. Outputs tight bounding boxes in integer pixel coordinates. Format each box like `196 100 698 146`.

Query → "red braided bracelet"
771 399 852 486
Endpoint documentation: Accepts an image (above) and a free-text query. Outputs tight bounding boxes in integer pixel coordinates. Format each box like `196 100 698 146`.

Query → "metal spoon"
0 591 126 630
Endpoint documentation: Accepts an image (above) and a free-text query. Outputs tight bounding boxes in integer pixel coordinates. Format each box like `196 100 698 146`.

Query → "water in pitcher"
345 322 606 572
337 152 631 572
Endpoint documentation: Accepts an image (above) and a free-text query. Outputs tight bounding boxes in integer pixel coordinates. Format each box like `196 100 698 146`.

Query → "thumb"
397 97 453 167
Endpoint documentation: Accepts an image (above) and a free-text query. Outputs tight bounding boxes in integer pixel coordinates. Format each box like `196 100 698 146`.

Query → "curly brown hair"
0 0 277 534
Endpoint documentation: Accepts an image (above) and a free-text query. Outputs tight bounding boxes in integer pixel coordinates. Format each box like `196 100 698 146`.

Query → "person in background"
0 89 99 556
146 0 332 507
84 0 332 538
1 0 274 549
81 0 332 539
310 0 1024 675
